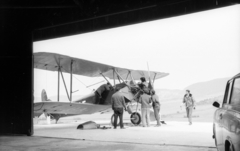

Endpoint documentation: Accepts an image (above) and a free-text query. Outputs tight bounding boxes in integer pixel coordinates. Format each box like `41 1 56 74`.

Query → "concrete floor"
0 121 217 151
0 135 216 151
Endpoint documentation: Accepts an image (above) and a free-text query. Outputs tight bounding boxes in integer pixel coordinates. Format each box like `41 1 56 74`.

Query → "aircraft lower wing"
34 102 111 115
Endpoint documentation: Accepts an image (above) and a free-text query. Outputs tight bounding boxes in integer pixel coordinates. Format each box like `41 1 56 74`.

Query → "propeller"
147 62 153 91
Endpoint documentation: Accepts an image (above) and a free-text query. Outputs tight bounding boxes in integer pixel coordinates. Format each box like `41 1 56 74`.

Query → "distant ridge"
184 77 229 98
155 77 230 101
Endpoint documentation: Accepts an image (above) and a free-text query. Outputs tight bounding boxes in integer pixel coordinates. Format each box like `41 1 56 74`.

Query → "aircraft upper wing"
102 68 169 81
34 52 169 80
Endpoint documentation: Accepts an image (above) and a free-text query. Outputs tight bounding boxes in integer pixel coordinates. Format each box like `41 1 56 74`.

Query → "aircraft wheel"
130 112 141 125
111 114 120 126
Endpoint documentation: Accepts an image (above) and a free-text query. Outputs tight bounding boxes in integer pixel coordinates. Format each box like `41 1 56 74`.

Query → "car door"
215 80 233 151
223 78 240 151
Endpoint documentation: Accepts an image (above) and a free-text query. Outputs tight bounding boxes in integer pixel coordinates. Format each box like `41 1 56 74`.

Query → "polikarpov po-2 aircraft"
34 52 169 125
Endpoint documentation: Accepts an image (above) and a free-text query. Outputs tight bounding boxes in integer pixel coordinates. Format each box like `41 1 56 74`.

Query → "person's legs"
113 109 119 128
118 108 124 128
94 92 100 104
186 107 189 118
188 107 193 124
154 107 161 125
141 108 146 127
159 105 161 122
146 108 150 127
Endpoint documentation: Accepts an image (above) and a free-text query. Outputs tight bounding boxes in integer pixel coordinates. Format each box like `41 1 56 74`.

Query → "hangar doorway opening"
33 4 240 149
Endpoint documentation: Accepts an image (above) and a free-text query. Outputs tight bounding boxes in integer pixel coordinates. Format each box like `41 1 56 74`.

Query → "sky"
33 5 240 98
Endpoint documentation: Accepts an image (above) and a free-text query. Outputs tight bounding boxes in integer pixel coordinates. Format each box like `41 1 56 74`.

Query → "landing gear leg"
55 118 60 124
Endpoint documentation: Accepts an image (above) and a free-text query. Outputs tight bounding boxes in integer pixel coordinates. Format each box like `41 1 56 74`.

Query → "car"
212 73 240 151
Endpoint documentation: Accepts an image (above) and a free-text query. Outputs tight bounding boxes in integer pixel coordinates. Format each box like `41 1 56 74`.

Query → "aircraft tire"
130 112 141 125
111 114 120 126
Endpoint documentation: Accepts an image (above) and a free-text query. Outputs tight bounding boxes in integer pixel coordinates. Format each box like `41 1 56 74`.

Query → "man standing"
151 90 161 126
183 90 196 125
111 87 127 129
139 91 152 127
95 82 111 104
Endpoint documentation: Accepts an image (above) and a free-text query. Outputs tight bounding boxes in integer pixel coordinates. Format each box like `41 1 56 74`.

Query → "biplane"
34 52 169 125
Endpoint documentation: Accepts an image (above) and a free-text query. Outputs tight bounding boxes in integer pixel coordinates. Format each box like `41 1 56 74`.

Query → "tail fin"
41 89 51 102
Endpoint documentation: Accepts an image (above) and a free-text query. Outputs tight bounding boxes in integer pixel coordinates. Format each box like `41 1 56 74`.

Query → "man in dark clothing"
111 87 127 129
151 90 161 126
95 82 111 104
139 77 151 95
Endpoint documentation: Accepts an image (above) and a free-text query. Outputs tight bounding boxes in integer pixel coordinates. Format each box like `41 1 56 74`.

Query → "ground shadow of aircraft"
34 52 169 125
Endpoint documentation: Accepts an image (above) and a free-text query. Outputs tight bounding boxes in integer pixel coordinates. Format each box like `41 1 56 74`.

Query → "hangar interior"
1 1 239 150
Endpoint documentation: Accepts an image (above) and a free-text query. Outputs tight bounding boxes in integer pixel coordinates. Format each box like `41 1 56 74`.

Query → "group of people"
138 89 161 127
110 77 161 129
97 77 196 129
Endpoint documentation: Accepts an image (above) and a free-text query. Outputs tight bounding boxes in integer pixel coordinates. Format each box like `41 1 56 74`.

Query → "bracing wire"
59 67 92 91
72 75 88 88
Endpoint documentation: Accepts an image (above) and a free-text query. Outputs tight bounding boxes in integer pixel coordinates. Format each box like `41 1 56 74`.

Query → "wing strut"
114 68 128 85
152 72 157 85
57 67 60 102
100 73 112 87
129 71 134 81
129 71 136 84
113 69 115 86
70 60 73 102
125 72 130 80
59 68 70 101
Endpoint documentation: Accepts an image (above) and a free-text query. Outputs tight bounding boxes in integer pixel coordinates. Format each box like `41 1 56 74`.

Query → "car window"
223 80 233 104
230 78 240 106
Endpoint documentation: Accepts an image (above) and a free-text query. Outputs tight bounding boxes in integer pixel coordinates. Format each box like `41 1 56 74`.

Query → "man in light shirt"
139 91 152 127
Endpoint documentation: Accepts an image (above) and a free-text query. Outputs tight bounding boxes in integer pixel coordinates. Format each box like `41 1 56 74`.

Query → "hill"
184 77 229 99
155 77 229 101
